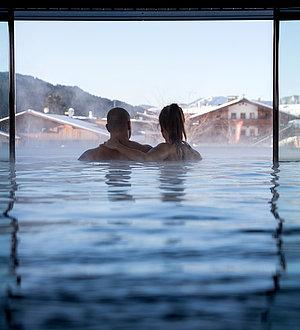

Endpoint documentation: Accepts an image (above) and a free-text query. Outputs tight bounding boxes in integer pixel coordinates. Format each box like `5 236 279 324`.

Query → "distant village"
1 94 300 148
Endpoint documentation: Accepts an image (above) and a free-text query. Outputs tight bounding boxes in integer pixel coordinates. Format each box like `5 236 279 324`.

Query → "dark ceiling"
1 1 300 20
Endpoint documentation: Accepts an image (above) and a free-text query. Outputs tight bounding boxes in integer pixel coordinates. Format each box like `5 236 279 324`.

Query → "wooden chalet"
185 97 296 145
0 109 109 145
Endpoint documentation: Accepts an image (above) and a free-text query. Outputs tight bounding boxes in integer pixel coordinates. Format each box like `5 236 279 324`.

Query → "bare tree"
185 113 229 144
44 93 67 115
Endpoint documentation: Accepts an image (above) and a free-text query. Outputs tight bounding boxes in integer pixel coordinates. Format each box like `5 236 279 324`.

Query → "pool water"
1 146 300 329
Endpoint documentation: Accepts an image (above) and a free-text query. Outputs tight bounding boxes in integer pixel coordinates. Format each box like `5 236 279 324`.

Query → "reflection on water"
158 163 188 203
105 162 135 202
6 166 19 278
270 165 286 272
261 164 286 324
0 152 300 329
0 163 20 329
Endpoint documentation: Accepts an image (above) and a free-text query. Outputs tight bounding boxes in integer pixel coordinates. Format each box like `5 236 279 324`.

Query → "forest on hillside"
0 72 144 118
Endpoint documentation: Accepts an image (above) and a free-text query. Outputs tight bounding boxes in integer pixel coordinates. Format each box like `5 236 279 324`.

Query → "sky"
1 20 298 107
280 21 300 99
0 23 9 72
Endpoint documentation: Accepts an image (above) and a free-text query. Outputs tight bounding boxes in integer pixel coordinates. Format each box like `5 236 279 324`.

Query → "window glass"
279 21 300 161
0 22 9 161
15 21 272 156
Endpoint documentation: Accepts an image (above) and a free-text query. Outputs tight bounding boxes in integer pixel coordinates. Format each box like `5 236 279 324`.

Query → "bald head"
106 107 131 135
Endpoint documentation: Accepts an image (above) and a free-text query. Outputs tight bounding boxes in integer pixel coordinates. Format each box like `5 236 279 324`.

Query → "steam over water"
1 146 300 329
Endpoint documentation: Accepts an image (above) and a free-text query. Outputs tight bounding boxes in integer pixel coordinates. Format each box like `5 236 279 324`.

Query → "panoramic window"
14 21 272 158
3 11 300 330
279 21 300 161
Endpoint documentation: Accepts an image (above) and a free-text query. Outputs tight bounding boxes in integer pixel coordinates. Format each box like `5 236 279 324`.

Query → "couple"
78 103 201 162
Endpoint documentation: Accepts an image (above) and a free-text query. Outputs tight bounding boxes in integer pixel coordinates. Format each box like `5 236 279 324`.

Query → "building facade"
185 98 294 145
0 109 109 146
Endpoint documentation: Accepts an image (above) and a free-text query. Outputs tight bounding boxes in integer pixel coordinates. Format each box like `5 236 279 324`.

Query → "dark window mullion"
8 10 15 163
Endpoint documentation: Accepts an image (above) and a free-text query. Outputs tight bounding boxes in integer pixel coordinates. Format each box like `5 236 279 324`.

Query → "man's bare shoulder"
78 144 128 161
78 146 100 161
125 140 152 152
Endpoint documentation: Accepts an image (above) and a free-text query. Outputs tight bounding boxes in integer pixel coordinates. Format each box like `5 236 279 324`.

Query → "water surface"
1 146 299 329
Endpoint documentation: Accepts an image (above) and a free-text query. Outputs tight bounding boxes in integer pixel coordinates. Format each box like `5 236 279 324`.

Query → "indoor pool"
0 146 299 329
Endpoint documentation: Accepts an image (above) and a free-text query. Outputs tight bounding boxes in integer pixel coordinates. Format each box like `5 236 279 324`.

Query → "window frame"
2 6 300 164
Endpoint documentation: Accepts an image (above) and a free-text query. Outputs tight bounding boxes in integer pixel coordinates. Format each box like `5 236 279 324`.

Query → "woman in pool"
105 103 202 161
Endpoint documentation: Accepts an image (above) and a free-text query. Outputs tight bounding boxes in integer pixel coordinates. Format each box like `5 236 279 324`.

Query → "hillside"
1 72 299 120
0 72 144 118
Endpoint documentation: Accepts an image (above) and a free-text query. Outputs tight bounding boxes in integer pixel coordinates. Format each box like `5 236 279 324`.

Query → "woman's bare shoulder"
183 143 202 161
150 142 175 152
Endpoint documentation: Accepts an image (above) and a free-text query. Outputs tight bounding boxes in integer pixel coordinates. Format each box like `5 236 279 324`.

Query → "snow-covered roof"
73 115 96 120
146 107 160 113
135 112 158 120
288 119 300 128
184 97 273 119
131 118 157 124
0 131 9 138
187 95 228 108
186 97 300 119
0 109 109 137
0 131 20 139
183 105 216 116
279 104 300 118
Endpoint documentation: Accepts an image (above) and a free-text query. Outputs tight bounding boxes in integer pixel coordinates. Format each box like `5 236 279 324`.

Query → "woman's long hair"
159 103 187 144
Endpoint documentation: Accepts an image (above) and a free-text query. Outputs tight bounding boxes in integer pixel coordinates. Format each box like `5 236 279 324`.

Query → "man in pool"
78 107 152 161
